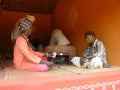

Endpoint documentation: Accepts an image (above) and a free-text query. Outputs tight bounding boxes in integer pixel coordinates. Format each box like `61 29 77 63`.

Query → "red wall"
52 0 120 66
0 11 51 54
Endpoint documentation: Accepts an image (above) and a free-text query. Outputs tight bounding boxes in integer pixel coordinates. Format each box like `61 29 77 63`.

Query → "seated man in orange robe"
12 14 55 72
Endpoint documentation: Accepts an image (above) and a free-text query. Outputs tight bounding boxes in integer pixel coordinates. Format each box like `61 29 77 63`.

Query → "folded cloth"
71 56 81 67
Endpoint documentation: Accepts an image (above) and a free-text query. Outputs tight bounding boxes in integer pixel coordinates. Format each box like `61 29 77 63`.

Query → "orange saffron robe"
13 35 45 71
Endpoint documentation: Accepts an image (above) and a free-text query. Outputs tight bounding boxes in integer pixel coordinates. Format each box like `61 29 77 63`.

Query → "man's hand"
50 52 57 58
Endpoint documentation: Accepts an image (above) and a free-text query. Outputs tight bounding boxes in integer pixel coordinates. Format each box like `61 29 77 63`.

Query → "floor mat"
59 65 120 74
0 65 75 80
0 65 120 80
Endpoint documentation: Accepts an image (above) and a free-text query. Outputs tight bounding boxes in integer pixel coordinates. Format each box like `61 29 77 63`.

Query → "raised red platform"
0 66 120 90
